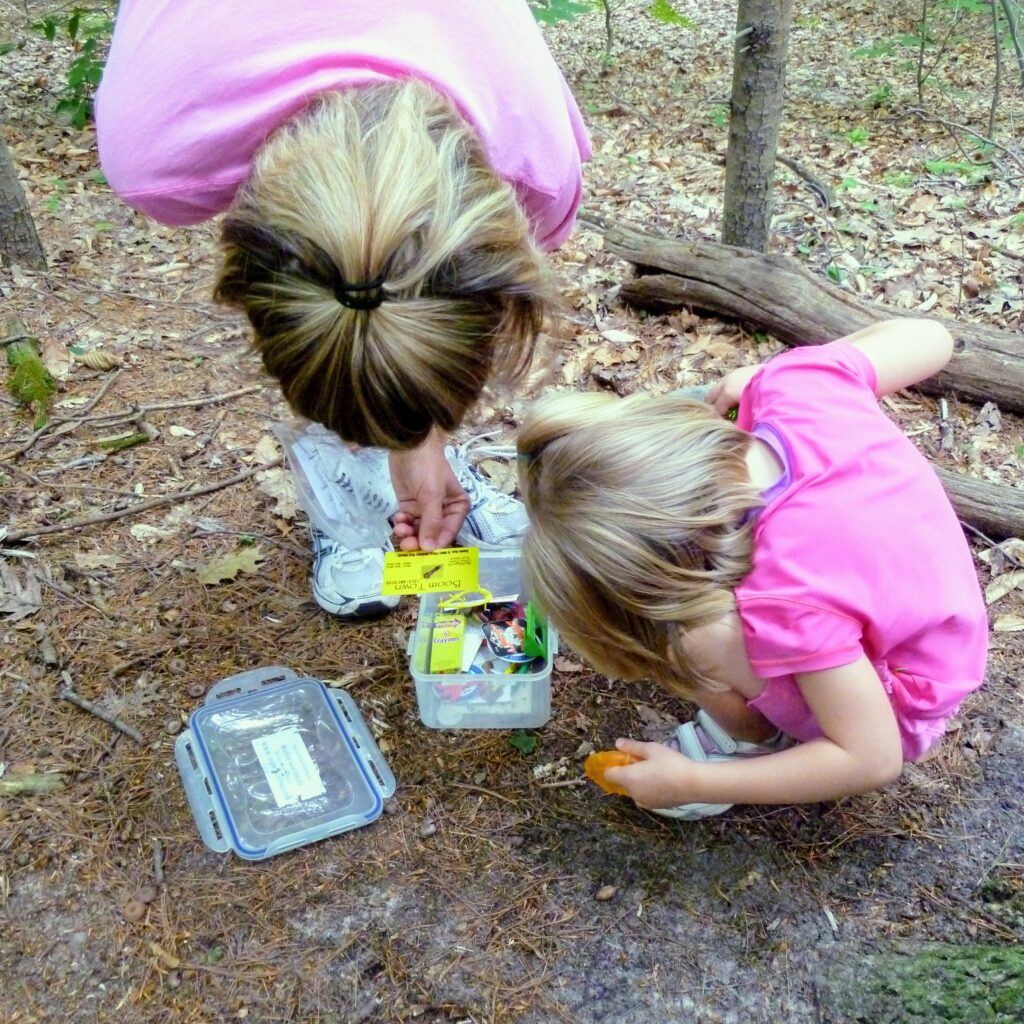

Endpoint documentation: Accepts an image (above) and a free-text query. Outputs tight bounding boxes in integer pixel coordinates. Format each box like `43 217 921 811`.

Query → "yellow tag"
430 614 465 673
381 547 479 596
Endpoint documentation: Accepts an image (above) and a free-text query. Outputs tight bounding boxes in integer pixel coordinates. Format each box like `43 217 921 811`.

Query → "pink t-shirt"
734 343 987 761
94 0 590 249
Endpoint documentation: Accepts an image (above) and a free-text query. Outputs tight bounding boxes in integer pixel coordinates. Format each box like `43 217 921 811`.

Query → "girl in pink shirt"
518 319 987 817
96 0 590 553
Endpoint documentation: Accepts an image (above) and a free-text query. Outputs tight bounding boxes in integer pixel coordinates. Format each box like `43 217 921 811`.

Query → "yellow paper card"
430 614 465 673
381 547 479 596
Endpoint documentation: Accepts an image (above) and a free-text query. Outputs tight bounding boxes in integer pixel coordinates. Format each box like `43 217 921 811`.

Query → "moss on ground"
822 944 1024 1023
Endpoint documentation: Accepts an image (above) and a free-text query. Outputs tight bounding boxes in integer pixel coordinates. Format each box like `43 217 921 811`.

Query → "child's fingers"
614 737 657 759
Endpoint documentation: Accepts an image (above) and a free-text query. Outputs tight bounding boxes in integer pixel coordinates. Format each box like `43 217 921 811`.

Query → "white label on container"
251 728 326 808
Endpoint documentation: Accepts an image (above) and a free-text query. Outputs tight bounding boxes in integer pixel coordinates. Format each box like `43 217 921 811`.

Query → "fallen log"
603 223 1024 416
598 223 1024 540
936 469 1024 542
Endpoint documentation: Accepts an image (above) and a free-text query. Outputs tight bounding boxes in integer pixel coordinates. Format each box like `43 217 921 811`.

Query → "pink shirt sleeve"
736 595 865 678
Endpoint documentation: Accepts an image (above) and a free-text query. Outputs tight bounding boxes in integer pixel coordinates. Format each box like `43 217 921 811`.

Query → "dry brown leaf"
554 657 585 673
76 349 122 371
73 551 125 570
993 613 1024 633
600 328 638 344
129 523 176 543
478 458 517 495
39 336 71 381
0 561 43 621
252 435 280 465
198 546 265 586
985 569 1024 605
148 941 180 970
257 468 299 519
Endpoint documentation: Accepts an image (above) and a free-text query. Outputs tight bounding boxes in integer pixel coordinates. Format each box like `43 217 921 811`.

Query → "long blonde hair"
215 80 554 449
518 392 761 694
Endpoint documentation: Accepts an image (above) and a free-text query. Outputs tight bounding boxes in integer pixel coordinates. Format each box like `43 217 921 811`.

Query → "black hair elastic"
333 274 387 311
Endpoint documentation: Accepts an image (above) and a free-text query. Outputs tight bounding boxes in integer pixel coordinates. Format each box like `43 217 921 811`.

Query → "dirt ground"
2 2 1023 1022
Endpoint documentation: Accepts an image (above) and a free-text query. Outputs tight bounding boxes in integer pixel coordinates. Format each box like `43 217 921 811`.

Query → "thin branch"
917 0 929 103
990 0 1004 141
0 382 265 461
3 459 281 544
59 673 145 745
0 369 123 458
899 107 1024 171
1000 0 1024 87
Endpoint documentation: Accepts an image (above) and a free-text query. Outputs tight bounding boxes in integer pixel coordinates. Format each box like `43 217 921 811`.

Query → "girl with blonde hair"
518 320 987 818
96 0 589 614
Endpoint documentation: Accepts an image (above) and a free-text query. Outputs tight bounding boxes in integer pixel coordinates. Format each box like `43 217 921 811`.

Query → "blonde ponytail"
518 392 761 694
215 81 555 448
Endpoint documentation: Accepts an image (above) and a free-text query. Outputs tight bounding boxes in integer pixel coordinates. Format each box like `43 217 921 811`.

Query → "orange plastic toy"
584 750 641 795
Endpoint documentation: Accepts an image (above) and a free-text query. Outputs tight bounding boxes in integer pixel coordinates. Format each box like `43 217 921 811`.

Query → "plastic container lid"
175 667 395 860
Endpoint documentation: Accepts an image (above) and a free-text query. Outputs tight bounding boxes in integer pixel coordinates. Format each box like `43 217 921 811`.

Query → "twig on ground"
194 528 308 559
153 839 165 886
536 778 587 790
0 369 123 460
449 781 520 804
899 107 1024 173
776 154 833 209
1 383 266 460
963 523 1024 570
3 458 282 544
59 672 145 745
0 772 66 796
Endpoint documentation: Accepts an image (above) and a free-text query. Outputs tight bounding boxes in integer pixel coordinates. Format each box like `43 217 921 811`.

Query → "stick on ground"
59 673 145 745
4 459 282 544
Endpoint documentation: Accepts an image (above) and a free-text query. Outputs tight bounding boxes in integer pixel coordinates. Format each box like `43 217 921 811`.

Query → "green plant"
869 82 892 107
528 0 592 25
33 7 113 129
846 126 869 145
529 0 693 29
648 0 695 27
710 102 729 128
509 731 538 755
43 177 69 215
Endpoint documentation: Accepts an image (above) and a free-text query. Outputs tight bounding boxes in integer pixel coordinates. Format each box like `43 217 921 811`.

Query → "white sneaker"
310 527 400 618
448 443 528 549
652 710 791 821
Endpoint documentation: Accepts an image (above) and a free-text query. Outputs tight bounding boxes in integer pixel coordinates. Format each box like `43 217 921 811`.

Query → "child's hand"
601 738 697 810
708 364 761 417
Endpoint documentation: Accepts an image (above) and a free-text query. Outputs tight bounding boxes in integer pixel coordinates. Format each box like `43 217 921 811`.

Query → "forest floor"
2 1 1023 1022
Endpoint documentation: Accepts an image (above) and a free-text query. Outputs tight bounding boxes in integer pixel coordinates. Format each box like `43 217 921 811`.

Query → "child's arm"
842 318 954 396
606 655 904 807
707 318 954 415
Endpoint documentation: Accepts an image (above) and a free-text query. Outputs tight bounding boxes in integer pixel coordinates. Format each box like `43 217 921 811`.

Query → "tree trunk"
0 135 47 270
602 223 1024 416
722 0 794 252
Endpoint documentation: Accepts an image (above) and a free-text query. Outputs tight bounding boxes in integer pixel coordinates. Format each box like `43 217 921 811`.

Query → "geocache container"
408 549 557 730
175 666 395 861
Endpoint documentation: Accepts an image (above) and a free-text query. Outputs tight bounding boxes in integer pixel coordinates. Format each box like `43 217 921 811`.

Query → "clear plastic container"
408 549 556 729
175 667 395 860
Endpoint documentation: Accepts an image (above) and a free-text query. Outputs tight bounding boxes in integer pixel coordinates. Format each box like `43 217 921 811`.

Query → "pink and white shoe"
653 710 791 821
